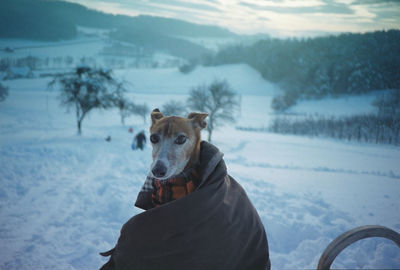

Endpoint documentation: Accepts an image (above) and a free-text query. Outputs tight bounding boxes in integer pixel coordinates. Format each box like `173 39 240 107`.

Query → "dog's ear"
151 108 164 125
188 112 208 129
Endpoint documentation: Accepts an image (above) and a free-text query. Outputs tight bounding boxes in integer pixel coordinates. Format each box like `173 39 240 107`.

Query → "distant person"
105 135 111 142
134 131 146 150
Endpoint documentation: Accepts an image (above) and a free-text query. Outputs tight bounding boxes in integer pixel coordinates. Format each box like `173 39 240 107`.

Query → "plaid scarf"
152 167 199 206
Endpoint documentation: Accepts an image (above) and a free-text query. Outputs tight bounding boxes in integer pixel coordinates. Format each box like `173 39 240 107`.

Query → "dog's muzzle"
152 160 167 178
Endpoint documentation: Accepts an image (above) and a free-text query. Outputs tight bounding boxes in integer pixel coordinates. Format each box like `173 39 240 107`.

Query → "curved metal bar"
317 225 400 269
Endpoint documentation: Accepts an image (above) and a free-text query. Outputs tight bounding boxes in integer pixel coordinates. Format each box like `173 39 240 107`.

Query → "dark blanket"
100 141 270 270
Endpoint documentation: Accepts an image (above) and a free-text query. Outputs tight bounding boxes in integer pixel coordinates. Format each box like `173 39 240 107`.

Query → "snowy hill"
0 0 241 61
1 63 399 269
0 0 237 41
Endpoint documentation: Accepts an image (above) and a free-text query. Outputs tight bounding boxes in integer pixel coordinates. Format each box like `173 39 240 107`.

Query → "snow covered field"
1 64 400 269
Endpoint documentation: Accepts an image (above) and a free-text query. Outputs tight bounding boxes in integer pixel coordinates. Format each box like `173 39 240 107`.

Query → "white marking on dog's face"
150 131 196 180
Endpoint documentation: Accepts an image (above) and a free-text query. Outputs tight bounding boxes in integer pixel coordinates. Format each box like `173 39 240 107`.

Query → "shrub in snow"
178 62 196 74
187 79 239 142
0 83 8 102
271 88 299 112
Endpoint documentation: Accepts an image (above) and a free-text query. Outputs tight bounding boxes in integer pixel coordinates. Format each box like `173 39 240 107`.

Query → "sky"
66 0 400 37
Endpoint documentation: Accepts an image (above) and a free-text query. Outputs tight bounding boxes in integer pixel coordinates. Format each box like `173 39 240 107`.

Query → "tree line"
207 30 400 111
269 114 400 146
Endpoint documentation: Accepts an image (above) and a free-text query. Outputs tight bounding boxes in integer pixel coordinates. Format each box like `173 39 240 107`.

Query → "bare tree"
49 66 122 135
0 83 8 102
115 98 133 125
111 82 131 125
162 100 187 116
187 79 239 142
130 103 150 123
114 93 150 125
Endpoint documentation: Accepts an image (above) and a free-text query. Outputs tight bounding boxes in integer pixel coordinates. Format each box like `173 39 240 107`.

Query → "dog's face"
149 109 207 180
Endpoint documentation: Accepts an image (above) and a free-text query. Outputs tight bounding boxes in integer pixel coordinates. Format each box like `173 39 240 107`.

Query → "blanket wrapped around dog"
100 141 270 270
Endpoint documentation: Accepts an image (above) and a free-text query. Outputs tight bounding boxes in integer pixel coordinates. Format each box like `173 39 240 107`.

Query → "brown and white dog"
149 108 208 180
100 108 271 270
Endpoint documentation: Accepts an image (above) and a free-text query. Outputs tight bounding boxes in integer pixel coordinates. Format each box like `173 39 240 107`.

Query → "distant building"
4 66 34 80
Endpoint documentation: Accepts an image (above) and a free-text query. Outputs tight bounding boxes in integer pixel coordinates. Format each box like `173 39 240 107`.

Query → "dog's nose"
152 161 167 178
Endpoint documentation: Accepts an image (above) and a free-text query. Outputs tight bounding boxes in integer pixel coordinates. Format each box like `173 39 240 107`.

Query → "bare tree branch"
187 79 239 142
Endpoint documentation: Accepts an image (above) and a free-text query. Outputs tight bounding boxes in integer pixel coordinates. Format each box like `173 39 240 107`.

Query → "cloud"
239 0 354 15
352 0 400 5
350 0 400 29
140 0 221 13
66 0 400 37
70 0 221 16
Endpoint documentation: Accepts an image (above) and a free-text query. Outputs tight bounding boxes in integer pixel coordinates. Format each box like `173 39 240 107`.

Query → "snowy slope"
1 65 400 269
115 64 278 95
288 94 377 117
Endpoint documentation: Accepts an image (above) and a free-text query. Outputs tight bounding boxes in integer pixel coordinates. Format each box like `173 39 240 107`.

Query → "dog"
149 108 208 180
100 108 271 270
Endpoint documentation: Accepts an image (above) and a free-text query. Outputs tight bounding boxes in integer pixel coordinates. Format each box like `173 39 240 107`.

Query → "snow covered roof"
7 66 32 76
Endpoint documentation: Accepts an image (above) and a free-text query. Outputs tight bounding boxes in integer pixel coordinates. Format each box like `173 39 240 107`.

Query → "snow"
174 36 240 51
1 64 400 269
288 94 378 117
115 64 278 95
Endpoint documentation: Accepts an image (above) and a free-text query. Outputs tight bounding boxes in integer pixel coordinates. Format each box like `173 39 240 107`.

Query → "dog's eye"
150 134 160 144
175 135 187 145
